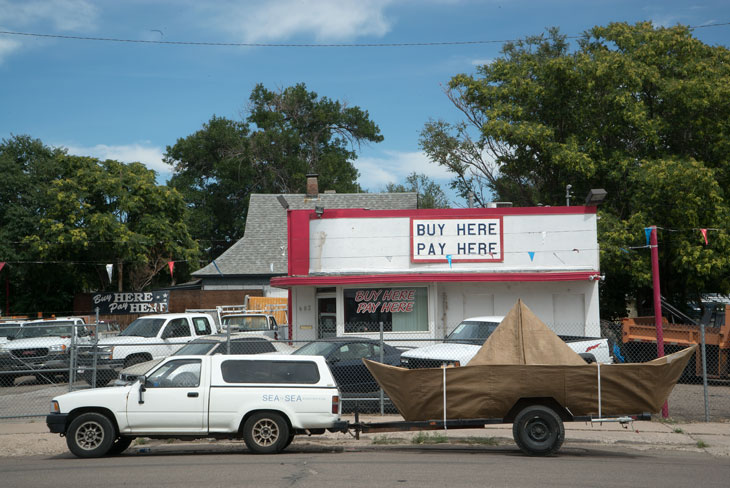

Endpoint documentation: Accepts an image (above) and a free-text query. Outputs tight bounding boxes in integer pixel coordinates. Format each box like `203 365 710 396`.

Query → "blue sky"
1 1 729 206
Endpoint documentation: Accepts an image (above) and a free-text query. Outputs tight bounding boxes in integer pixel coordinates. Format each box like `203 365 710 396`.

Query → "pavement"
1 414 729 458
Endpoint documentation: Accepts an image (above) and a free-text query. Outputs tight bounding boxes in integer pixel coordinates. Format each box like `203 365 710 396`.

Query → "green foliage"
0 135 198 314
166 83 383 259
385 172 450 209
411 432 448 444
421 22 730 317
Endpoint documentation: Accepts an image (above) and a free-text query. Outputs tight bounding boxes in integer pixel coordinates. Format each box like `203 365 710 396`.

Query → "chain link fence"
1 319 726 422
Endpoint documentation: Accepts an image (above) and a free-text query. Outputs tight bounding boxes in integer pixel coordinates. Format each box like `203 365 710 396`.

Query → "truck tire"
108 436 134 455
66 412 115 458
243 412 290 454
512 405 564 456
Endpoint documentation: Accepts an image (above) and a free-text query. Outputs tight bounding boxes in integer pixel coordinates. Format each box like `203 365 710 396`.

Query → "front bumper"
46 413 68 434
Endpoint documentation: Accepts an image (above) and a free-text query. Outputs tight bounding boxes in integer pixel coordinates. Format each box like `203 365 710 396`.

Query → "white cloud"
201 0 395 43
0 36 22 64
471 58 493 66
63 142 169 175
0 0 99 31
356 149 453 190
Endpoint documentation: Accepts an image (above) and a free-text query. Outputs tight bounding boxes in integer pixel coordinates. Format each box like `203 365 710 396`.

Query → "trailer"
346 406 650 456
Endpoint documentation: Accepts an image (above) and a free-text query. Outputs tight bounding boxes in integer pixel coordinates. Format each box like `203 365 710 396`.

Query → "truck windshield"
0 326 21 339
174 342 217 355
446 321 500 344
120 318 166 338
223 315 268 331
17 325 74 338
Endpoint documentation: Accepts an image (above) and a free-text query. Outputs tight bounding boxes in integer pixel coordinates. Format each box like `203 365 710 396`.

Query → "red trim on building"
271 271 598 288
288 210 311 276
297 206 596 221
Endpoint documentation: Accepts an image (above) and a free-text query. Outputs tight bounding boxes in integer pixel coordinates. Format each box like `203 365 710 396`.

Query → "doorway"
317 295 337 339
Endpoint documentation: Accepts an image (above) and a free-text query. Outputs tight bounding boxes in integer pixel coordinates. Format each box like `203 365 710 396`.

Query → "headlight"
0 347 10 358
50 400 60 414
99 346 114 359
48 344 68 353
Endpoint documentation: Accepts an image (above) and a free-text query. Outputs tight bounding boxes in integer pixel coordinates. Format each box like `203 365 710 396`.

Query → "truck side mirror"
138 376 146 404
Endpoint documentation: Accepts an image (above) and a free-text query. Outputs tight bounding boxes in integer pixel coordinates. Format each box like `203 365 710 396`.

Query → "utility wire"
0 22 728 48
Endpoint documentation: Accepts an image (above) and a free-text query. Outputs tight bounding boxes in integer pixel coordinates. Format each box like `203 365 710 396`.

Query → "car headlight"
48 344 68 353
0 346 10 358
98 346 114 359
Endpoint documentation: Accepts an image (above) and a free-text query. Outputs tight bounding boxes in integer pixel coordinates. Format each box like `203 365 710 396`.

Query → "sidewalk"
1 415 729 457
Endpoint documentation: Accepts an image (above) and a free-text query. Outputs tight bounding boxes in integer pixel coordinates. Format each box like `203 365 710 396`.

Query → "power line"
0 22 727 49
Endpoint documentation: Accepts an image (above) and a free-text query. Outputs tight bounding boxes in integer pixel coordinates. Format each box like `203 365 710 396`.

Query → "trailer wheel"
66 412 115 458
512 405 564 456
243 412 289 454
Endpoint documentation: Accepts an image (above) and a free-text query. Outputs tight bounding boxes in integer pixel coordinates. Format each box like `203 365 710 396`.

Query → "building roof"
193 192 418 278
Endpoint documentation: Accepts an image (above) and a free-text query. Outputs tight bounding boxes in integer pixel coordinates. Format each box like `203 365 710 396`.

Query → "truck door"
125 358 207 433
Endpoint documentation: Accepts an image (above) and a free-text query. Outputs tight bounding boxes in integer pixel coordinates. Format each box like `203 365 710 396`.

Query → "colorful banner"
91 291 169 314
700 228 708 245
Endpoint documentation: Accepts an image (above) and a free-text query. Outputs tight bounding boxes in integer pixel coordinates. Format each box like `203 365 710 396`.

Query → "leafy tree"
165 83 383 259
385 172 450 209
25 155 199 293
421 22 730 317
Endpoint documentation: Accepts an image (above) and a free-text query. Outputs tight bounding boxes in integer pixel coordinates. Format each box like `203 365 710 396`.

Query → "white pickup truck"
76 313 217 387
47 354 345 457
400 316 613 368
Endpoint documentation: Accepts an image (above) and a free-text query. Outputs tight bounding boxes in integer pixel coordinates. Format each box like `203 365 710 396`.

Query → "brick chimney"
306 174 319 198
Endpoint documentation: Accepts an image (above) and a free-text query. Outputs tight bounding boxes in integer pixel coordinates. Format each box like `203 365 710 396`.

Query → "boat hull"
363 345 696 421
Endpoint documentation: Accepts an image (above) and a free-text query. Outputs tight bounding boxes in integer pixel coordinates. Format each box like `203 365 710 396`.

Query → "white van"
47 354 344 457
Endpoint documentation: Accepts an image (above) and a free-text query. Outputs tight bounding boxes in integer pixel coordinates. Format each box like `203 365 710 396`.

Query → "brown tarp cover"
364 299 697 421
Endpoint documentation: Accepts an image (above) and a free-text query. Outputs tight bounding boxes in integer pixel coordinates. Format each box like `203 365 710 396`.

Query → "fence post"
91 322 99 389
700 322 710 422
379 321 384 415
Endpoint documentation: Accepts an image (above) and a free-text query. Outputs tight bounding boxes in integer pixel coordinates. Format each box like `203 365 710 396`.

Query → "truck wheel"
512 405 564 456
66 412 115 458
108 436 134 455
243 412 289 454
284 434 295 448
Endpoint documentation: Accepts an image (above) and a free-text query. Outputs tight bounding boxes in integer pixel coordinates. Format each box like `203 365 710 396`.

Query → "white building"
271 206 602 341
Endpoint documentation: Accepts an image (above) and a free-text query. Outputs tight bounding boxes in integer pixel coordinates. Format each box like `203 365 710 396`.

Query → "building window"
343 287 428 333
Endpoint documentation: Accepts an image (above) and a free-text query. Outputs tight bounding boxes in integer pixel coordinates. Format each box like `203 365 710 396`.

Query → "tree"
385 172 450 209
421 22 730 317
24 155 199 293
165 83 383 260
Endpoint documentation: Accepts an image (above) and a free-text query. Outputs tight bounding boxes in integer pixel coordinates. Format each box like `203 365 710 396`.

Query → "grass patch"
696 440 709 449
134 438 149 446
412 432 448 445
673 428 684 434
371 435 405 445
455 437 500 446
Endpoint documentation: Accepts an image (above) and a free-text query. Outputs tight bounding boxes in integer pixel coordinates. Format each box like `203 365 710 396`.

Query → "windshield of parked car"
174 341 218 355
120 318 166 338
292 341 336 356
0 326 21 339
222 315 268 331
446 321 500 343
16 325 74 338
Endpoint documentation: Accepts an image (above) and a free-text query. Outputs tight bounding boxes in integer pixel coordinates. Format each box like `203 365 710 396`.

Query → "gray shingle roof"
193 192 418 277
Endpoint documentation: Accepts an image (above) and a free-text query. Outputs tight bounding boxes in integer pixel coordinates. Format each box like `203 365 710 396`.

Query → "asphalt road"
1 444 728 488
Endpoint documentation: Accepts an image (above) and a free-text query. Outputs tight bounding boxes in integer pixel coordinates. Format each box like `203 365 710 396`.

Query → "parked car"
47 354 345 457
292 338 402 395
76 313 217 387
115 333 295 385
400 316 613 369
0 317 90 386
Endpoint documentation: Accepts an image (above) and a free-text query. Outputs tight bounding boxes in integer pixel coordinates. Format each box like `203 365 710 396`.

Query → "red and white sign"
411 217 503 263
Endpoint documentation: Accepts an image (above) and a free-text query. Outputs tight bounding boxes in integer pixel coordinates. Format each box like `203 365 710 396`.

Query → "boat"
364 300 696 422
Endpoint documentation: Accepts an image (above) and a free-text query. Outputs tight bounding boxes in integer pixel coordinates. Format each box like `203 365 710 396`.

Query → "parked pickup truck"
400 316 613 368
219 313 281 339
47 354 345 457
0 317 89 385
76 313 217 387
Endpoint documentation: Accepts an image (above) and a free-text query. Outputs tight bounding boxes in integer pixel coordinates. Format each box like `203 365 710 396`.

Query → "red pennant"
700 229 708 245
168 261 174 276
0 262 4 272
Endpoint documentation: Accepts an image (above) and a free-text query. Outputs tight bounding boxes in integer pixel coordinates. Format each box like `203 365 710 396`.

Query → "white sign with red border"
411 217 503 263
